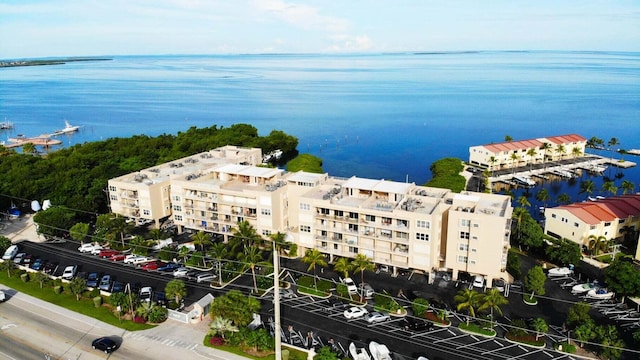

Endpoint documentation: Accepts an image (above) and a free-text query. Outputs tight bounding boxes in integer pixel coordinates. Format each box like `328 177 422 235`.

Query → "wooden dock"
4 137 62 149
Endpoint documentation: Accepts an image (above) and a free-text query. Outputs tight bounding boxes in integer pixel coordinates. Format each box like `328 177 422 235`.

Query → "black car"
157 262 181 272
91 337 117 353
43 262 58 275
400 317 435 333
86 272 100 288
153 291 166 306
111 281 124 293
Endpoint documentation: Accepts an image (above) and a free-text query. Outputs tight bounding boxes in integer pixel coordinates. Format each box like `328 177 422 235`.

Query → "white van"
2 245 18 260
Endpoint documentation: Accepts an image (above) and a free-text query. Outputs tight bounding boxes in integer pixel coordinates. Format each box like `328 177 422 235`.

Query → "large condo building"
108 146 514 285
469 134 587 171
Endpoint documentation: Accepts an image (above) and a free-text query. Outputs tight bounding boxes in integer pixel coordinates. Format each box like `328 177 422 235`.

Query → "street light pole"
273 242 282 360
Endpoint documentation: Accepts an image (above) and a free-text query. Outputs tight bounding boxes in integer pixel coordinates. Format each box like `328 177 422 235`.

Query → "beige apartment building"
469 134 587 171
108 146 514 285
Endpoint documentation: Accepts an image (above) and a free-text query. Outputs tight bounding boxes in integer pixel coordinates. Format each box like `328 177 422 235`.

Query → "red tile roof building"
469 134 587 170
544 194 640 257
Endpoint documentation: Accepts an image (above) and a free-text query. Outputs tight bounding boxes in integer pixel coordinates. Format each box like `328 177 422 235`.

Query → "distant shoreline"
0 58 112 68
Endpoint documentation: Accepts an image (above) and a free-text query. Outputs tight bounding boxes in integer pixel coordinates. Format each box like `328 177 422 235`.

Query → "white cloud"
327 34 373 52
251 0 349 32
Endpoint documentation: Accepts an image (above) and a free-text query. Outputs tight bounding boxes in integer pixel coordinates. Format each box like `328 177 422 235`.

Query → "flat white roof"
238 167 281 178
342 177 411 194
287 172 325 184
343 177 381 191
453 193 481 202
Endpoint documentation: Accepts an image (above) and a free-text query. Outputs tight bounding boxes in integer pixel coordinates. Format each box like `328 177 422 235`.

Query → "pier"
3 136 62 149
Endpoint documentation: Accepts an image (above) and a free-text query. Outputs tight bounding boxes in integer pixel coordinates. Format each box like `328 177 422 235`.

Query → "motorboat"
53 120 80 135
349 342 371 360
369 341 392 360
512 175 536 187
571 282 598 295
586 288 615 300
548 264 574 277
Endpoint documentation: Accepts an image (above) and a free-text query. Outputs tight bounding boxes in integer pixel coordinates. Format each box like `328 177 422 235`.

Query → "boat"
368 341 392 360
512 175 536 187
548 264 574 277
53 120 80 135
0 119 14 130
349 342 371 360
586 288 615 300
571 282 598 295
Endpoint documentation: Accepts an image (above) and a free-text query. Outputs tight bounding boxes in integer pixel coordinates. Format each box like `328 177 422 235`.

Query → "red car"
141 260 166 271
109 253 127 262
98 249 121 258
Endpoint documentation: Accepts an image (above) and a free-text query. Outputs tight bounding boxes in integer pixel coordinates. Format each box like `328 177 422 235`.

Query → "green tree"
602 181 617 196
605 259 640 300
245 328 274 352
621 180 635 195
210 290 261 326
541 142 553 169
314 346 339 360
207 242 229 283
0 236 11 254
517 195 531 209
412 298 430 317
237 246 265 294
535 188 550 209
191 231 212 265
286 154 324 173
209 316 239 340
506 250 522 280
136 301 155 320
566 302 592 327
573 318 597 347
332 257 351 279
579 180 595 200
571 146 582 163
488 156 498 176
510 152 520 173
165 279 187 305
504 135 513 142
530 317 548 341
33 271 50 288
350 253 375 301
524 265 546 299
69 277 87 301
302 249 327 289
587 235 608 257
557 193 571 205
148 228 164 240
21 142 37 155
0 259 16 277
545 238 581 266
69 222 90 244
454 288 483 325
526 148 537 170
478 288 508 328
33 206 77 238
555 144 566 161
232 220 260 248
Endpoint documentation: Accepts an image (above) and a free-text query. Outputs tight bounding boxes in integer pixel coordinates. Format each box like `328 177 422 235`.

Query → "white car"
139 287 152 302
61 265 77 280
172 267 190 278
343 306 368 319
195 272 217 283
473 275 485 288
78 243 100 253
123 254 149 264
365 311 390 324
343 277 358 293
89 245 104 255
2 245 18 260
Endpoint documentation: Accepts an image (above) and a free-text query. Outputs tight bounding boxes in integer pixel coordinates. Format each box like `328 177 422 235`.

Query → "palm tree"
557 193 571 205
530 318 549 341
454 288 484 325
517 195 531 209
302 249 327 289
478 288 508 328
149 228 163 240
191 231 212 265
488 156 498 176
232 220 260 248
512 207 528 244
510 153 520 174
535 188 550 209
607 137 620 177
164 279 187 305
588 235 608 257
21 142 37 155
555 144 566 162
601 181 617 196
209 316 238 340
526 148 537 171
579 180 595 200
176 245 191 263
207 242 229 283
541 142 552 169
571 146 582 163
237 246 264 293
333 257 352 279
350 254 375 301
621 180 635 195
136 301 155 320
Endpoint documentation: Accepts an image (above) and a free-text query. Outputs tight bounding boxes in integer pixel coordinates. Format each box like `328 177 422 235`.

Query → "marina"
1 119 79 149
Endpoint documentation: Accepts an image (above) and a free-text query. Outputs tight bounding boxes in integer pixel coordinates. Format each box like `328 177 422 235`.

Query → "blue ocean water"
1 51 639 198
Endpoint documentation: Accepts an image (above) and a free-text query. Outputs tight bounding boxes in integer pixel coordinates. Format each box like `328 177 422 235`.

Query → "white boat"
369 341 392 360
586 288 614 300
54 120 80 135
548 264 574 277
571 282 598 295
349 342 371 360
512 175 536 187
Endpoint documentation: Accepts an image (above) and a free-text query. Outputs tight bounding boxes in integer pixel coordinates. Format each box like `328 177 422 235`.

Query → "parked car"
473 275 485 288
195 272 216 283
108 253 127 262
493 278 506 292
185 269 200 280
2 245 18 260
31 258 45 271
172 267 190 278
365 311 390 324
90 245 105 256
124 255 151 265
98 249 120 258
43 262 58 274
157 262 182 272
98 275 112 291
78 243 100 253
12 252 25 264
343 277 358 293
86 272 101 287
326 297 350 310
400 317 435 333
343 306 368 319
279 288 297 299
91 337 117 354
61 265 77 280
139 287 152 302
358 283 375 299
141 260 166 271
111 281 124 293
0 289 5 302
153 291 166 306
20 254 33 266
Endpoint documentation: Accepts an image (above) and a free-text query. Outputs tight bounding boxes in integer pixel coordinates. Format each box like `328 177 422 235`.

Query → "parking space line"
481 343 519 355
434 333 467 343
456 337 494 349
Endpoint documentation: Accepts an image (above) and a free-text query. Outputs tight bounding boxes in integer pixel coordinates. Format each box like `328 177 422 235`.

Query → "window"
415 233 429 241
108 185 117 192
618 219 624 224
348 224 358 232
551 214 557 219
174 215 183 221
366 214 376 222
334 210 344 217
334 244 338 250
459 243 469 251
471 248 477 252
173 205 182 212
574 222 579 227
604 222 611 227
300 225 311 233
300 203 310 211
348 247 359 253
261 209 271 216
262 230 272 236
172 195 181 201
457 256 468 263
460 231 470 240
110 195 118 201
143 209 150 216
460 219 470 227
473 223 479 228
320 208 330 215
349 212 359 220
417 220 430 229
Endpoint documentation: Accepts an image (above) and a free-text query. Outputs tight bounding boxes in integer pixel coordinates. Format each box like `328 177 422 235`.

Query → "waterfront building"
469 134 586 171
108 146 513 285
544 194 640 253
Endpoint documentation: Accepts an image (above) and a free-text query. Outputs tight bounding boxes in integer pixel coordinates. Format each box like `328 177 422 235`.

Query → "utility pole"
273 243 282 360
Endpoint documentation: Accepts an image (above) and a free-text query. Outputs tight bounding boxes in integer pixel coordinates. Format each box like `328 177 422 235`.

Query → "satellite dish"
31 200 41 212
42 200 52 210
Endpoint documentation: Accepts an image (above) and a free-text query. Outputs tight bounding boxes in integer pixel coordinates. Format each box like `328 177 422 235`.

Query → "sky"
1 0 639 58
